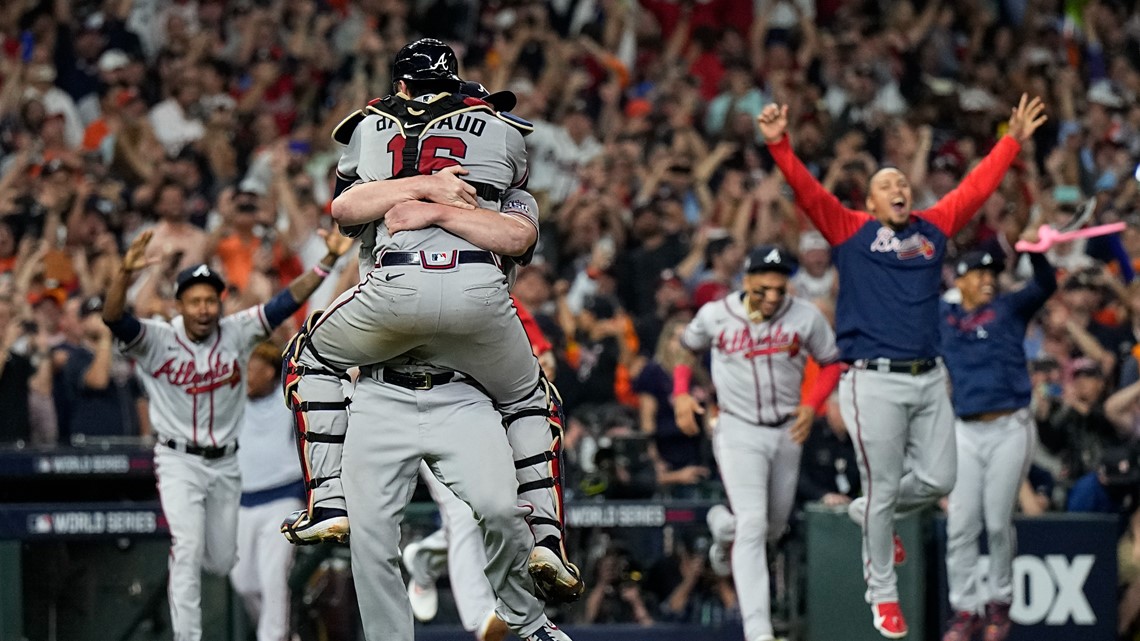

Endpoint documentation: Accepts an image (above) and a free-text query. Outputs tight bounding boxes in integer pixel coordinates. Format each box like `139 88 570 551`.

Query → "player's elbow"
329 194 360 225
499 220 537 257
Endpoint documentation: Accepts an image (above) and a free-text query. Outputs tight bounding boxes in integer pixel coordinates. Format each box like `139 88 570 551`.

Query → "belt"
382 368 457 391
960 408 1019 423
163 439 238 460
378 250 496 270
465 180 503 203
847 358 939 375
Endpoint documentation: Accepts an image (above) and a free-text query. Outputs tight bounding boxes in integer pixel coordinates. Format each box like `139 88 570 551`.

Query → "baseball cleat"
477 611 510 641
941 611 981 641
280 508 349 544
529 538 584 604
708 541 732 577
893 533 906 566
872 602 908 639
402 540 439 622
523 622 572 641
982 601 1011 641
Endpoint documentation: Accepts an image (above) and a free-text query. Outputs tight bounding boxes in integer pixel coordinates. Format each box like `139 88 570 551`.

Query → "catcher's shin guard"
281 311 351 544
503 377 582 603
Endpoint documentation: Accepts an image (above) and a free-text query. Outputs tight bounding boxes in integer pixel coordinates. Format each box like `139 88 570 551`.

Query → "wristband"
672 364 692 397
312 264 330 278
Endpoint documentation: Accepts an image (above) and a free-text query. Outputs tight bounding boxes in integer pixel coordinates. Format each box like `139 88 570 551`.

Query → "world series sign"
934 513 1118 641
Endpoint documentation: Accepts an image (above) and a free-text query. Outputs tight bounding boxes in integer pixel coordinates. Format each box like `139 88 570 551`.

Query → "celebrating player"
101 228 351 641
940 249 1056 641
675 246 841 641
280 39 574 641
757 94 1048 638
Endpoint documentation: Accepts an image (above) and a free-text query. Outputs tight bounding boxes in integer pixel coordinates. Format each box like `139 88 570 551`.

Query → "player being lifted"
757 94 1047 639
102 228 351 641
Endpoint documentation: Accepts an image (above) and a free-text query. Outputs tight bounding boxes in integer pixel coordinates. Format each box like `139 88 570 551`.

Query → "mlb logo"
420 250 457 269
28 514 52 534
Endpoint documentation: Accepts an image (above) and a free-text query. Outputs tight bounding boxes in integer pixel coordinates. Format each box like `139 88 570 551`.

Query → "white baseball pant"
231 495 304 641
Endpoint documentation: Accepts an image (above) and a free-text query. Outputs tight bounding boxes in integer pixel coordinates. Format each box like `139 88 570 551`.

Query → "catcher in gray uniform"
279 38 579 626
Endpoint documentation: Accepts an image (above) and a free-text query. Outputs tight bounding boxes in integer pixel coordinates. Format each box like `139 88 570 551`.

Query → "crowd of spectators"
4 0 1140 635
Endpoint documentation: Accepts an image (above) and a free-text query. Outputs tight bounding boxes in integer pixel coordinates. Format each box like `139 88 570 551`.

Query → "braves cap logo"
763 248 782 264
192 265 211 278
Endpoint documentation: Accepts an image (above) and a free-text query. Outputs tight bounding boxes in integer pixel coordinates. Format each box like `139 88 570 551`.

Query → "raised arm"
920 95 1046 237
758 104 873 245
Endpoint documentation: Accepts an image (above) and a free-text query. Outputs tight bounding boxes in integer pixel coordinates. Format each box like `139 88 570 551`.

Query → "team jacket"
768 135 1022 361
940 252 1056 417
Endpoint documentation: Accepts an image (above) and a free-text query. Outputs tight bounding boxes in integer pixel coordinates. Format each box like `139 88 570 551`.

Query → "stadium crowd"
3 0 1140 637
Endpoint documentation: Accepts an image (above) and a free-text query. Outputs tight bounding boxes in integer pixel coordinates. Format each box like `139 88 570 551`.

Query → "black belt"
847 358 939 375
163 439 238 460
382 369 457 391
466 180 503 203
378 250 496 269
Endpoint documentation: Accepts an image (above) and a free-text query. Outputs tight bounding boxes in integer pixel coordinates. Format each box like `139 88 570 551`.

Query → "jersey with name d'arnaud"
122 307 271 447
682 294 838 426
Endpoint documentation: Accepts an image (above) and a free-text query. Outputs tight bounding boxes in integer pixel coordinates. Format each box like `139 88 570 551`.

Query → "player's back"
349 94 527 254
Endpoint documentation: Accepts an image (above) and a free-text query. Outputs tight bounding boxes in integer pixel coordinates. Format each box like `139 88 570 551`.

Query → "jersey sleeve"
802 302 840 365
222 305 272 351
916 136 1021 237
119 318 172 367
767 135 873 245
502 188 539 266
335 125 363 194
681 303 717 352
1005 251 1058 318
505 126 529 189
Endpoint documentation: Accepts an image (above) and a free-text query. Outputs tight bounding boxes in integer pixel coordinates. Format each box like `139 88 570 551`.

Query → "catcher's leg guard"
502 377 582 603
280 311 351 545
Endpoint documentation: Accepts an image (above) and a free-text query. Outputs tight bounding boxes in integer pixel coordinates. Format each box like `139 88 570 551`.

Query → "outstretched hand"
319 228 354 257
1006 94 1048 143
756 104 790 144
121 230 157 273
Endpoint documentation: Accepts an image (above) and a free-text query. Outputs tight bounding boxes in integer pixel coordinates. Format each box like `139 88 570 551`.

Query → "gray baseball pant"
946 408 1035 612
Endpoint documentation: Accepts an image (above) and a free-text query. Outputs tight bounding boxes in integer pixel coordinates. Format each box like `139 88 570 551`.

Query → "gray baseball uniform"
682 293 838 641
343 363 552 640
122 307 273 641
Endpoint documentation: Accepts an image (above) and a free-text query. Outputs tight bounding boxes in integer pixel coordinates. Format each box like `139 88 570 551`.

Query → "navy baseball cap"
954 250 1003 277
459 80 517 112
175 264 226 299
744 246 797 275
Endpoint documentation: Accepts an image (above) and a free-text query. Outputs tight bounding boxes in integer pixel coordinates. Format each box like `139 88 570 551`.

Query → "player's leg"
254 497 302 641
713 412 780 641
154 448 210 641
201 458 241 576
981 410 1035 640
420 464 496 632
839 370 909 618
894 367 957 515
281 274 427 543
424 272 580 602
944 418 985 639
768 426 803 542
340 377 429 641
418 380 554 639
229 505 263 625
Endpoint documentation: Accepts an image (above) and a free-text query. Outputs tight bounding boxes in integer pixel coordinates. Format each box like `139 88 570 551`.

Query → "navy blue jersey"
940 252 1056 417
769 135 1022 362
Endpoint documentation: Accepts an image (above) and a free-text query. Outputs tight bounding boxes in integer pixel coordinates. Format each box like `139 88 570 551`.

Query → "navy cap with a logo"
744 245 796 275
954 250 1002 277
175 264 226 299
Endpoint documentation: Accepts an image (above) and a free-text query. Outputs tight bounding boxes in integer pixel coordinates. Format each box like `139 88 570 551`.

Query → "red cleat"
941 611 981 641
983 602 1011 641
872 602 909 639
893 533 906 566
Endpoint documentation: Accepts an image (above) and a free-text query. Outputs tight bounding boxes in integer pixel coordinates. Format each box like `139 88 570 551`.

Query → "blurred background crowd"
3 0 1140 635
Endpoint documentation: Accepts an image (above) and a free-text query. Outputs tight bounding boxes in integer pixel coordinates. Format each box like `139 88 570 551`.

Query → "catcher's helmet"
392 38 460 85
459 80 517 112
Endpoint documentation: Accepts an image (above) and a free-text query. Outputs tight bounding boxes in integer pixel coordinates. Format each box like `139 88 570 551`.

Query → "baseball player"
940 249 1056 641
101 228 351 641
277 39 575 639
231 342 304 641
757 94 1048 638
674 245 842 641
